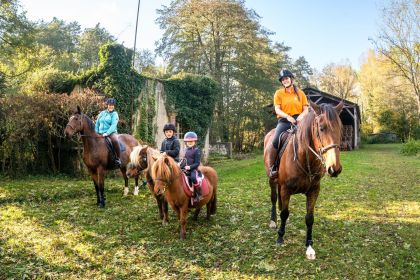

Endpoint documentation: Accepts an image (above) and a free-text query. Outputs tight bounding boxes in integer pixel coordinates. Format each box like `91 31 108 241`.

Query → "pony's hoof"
269 220 277 229
133 186 139 196
123 187 129 196
306 245 316 260
276 238 284 245
98 203 105 208
162 220 169 226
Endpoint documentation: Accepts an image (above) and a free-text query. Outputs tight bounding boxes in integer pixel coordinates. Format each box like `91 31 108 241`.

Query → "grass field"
0 144 419 279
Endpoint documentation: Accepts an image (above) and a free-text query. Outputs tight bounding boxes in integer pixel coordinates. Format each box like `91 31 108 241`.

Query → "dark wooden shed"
303 87 361 150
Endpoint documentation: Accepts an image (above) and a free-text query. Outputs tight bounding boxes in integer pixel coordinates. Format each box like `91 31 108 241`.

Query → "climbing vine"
77 44 219 142
162 73 220 145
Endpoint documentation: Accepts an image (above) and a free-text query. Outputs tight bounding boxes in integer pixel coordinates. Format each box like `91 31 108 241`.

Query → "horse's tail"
210 189 217 215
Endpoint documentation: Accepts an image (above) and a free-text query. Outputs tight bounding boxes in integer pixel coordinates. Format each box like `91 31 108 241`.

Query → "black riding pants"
272 115 298 149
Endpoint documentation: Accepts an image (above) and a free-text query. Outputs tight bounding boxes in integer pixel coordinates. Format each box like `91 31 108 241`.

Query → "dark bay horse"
64 106 140 208
151 154 218 239
126 145 169 225
263 101 343 259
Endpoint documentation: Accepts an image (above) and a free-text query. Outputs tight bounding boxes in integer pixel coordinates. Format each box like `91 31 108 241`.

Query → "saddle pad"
180 172 210 198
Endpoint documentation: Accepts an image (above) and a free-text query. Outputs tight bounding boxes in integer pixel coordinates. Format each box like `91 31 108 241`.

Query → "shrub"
400 139 420 156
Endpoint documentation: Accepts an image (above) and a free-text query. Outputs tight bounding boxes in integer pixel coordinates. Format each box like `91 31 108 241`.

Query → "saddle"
180 171 210 205
104 136 125 168
274 126 297 166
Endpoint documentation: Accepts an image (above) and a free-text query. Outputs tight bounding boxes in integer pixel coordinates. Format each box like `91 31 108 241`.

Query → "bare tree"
371 0 420 123
319 62 358 101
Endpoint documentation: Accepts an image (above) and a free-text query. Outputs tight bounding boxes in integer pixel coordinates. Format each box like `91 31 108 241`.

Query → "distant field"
0 144 418 279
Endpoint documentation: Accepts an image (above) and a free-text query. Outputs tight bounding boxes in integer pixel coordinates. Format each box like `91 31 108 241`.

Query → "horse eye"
143 157 147 162
320 125 326 132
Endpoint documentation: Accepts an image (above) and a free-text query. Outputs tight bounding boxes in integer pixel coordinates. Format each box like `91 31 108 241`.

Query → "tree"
156 0 306 150
371 0 420 123
359 50 419 140
77 23 115 71
318 62 358 101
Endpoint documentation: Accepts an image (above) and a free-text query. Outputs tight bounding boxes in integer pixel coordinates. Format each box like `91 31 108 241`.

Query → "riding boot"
110 135 121 168
193 183 203 202
268 144 279 179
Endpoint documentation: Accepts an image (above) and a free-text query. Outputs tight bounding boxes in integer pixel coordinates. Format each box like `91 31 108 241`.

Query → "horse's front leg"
269 178 278 228
133 175 139 196
305 186 320 260
277 187 290 245
179 206 188 240
97 168 106 208
91 171 101 206
121 167 129 196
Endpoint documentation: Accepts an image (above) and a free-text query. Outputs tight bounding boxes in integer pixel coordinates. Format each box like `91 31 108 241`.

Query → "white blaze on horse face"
325 146 340 171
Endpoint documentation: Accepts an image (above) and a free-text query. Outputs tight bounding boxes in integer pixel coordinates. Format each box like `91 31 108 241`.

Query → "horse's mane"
297 104 342 155
146 147 161 172
151 155 179 182
81 114 96 131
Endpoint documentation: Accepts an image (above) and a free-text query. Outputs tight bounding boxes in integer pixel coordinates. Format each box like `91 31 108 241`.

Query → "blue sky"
20 0 386 71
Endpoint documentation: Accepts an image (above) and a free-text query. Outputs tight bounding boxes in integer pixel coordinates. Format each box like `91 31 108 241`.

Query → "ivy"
162 73 220 145
77 44 219 142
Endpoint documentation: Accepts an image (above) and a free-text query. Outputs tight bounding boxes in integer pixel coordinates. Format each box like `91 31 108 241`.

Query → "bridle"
308 114 340 164
65 114 101 138
293 109 340 181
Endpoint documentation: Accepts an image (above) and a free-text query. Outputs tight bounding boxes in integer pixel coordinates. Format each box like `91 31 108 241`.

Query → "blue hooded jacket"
95 110 119 135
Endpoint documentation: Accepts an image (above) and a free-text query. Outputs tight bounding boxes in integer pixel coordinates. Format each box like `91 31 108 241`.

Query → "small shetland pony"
64 106 141 208
151 154 217 239
126 145 169 225
263 101 343 259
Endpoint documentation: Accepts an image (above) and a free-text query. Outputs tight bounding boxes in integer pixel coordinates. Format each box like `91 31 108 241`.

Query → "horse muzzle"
327 165 342 177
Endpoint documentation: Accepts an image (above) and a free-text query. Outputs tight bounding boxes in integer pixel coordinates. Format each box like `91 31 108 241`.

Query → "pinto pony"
263 101 343 259
151 154 217 239
126 145 169 225
64 106 140 208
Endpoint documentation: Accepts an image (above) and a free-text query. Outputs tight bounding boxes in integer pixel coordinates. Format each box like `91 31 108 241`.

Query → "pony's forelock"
129 145 143 166
151 155 175 182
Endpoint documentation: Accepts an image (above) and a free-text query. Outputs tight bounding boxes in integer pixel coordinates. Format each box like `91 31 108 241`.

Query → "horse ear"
77 105 81 114
140 145 148 155
310 101 321 115
335 101 344 114
164 156 170 165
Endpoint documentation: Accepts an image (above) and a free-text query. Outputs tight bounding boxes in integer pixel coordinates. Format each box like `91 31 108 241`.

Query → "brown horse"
263 101 343 259
126 145 169 225
151 154 217 239
64 106 140 208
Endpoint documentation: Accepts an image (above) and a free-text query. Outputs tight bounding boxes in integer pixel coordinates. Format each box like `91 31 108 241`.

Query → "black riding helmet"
163 123 176 132
106 97 116 105
278 69 294 81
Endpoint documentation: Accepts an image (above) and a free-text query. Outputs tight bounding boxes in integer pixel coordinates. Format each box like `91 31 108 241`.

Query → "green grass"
0 144 419 279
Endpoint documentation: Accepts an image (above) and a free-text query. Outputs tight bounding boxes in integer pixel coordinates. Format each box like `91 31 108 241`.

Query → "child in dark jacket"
160 123 180 162
183 131 202 201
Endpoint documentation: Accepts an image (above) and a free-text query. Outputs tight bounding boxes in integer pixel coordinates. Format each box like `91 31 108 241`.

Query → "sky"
20 0 387 71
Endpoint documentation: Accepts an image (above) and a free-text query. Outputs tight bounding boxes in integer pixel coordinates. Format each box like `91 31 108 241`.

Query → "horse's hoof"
133 186 139 196
276 238 284 245
123 187 129 196
269 220 277 229
162 220 169 226
306 245 316 260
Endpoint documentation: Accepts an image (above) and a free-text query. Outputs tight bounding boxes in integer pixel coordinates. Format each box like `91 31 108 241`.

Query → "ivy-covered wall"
77 43 220 144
